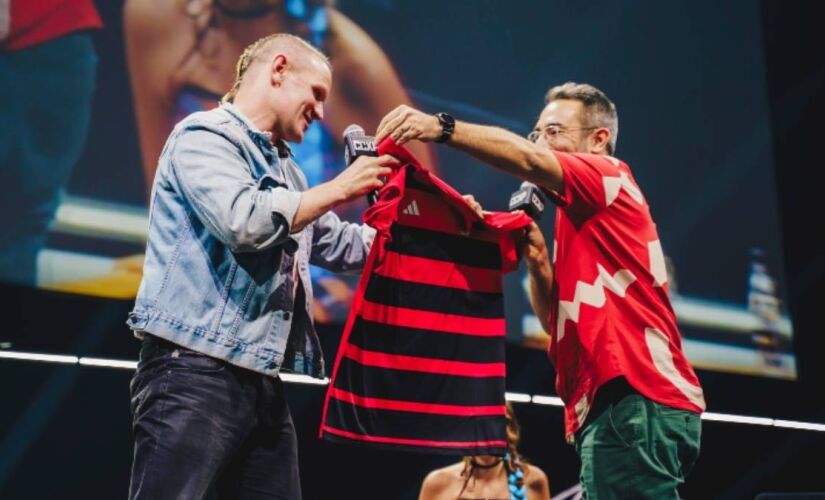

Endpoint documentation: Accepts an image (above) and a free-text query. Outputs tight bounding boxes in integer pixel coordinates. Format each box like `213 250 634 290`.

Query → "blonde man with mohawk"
126 33 398 500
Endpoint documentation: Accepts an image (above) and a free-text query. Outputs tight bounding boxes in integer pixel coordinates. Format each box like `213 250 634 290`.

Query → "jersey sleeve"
545 152 623 218
482 211 533 274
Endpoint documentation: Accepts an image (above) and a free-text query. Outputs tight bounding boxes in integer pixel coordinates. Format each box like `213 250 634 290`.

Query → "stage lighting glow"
531 395 565 406
2 350 824 432
505 392 532 403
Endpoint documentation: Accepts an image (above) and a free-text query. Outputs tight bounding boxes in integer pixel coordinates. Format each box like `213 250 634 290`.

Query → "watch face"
438 113 455 126
436 113 455 143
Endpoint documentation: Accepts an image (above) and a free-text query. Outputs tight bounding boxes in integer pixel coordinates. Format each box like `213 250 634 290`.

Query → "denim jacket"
127 103 375 378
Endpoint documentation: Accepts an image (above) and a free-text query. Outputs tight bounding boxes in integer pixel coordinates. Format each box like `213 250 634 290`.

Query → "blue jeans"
129 336 302 500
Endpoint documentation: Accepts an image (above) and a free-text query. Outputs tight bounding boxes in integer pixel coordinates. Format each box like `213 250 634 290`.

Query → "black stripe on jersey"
364 274 503 319
324 400 507 447
347 317 505 363
322 430 507 456
386 224 502 270
332 357 505 406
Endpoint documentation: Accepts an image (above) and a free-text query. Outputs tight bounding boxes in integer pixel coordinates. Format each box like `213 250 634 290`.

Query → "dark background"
1 0 824 498
25 0 797 375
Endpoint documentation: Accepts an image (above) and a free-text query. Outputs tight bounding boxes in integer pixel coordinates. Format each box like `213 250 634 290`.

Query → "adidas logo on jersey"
402 200 420 216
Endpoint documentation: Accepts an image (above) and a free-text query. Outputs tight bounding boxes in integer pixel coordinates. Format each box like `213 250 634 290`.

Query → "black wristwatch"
435 112 455 143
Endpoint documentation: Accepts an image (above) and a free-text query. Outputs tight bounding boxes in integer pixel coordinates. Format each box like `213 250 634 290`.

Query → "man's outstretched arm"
375 105 564 193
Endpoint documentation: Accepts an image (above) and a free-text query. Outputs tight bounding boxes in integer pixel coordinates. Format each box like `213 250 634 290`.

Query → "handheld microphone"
508 181 546 220
342 124 380 205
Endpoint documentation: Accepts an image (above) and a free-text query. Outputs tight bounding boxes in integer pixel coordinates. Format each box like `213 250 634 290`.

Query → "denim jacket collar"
220 102 293 159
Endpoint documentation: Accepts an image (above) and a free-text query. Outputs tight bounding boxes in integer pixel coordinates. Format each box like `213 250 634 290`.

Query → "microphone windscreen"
343 124 365 139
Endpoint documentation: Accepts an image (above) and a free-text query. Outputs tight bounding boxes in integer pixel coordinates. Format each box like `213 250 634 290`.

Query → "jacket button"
283 311 291 321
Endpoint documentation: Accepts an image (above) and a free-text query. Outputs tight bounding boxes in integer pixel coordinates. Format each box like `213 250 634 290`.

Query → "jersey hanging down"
319 139 532 455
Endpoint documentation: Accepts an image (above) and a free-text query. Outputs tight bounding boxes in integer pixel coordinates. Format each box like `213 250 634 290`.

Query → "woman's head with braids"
222 33 331 143
459 402 529 497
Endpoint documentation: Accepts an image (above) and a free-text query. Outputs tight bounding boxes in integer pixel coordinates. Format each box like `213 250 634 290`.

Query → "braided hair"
503 402 528 499
458 402 529 499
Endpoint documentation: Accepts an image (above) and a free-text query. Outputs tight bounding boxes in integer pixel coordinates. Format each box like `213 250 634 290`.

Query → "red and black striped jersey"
319 139 532 455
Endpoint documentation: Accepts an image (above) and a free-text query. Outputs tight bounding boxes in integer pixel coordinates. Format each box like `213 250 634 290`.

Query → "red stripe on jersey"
343 344 506 378
360 300 506 336
329 387 505 416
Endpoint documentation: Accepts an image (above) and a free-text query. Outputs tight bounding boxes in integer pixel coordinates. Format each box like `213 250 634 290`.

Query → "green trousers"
574 379 701 499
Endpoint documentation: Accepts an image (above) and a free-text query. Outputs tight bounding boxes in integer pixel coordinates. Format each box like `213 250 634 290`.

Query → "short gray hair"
545 82 619 154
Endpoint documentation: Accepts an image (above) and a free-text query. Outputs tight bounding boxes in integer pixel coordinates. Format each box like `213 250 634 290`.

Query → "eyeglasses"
527 124 598 143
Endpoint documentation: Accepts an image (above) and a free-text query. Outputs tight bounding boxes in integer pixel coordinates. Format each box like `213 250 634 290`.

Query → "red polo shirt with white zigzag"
546 152 705 442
